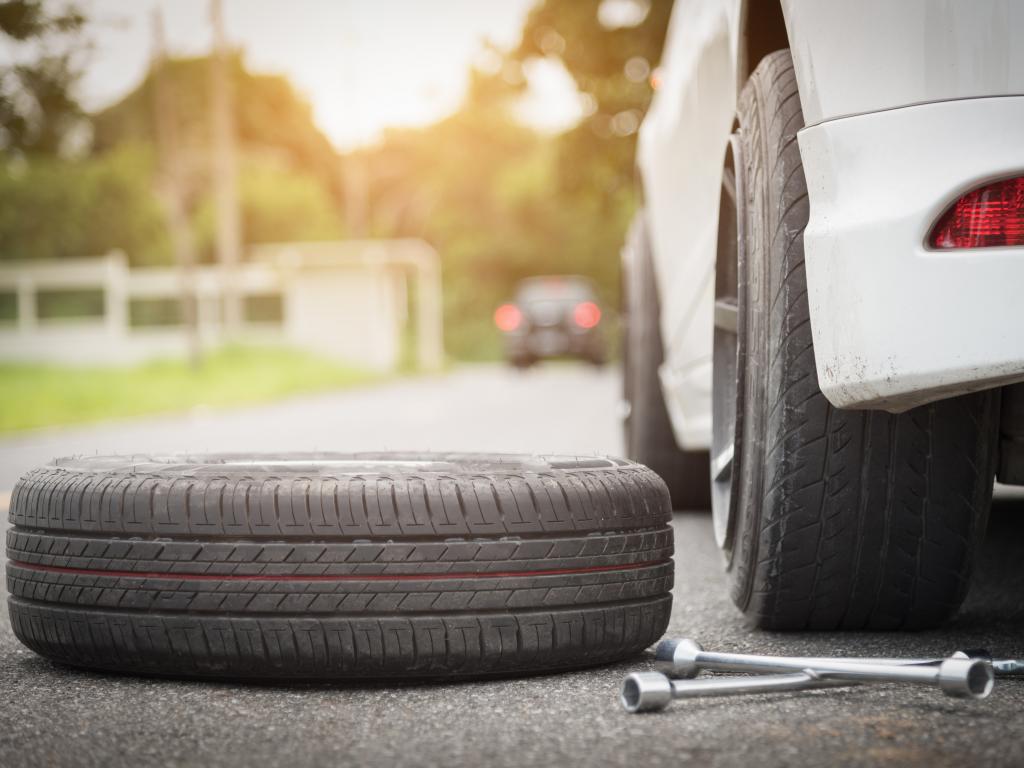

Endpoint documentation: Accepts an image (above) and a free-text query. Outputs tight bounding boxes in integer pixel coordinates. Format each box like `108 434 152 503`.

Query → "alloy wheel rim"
711 133 745 552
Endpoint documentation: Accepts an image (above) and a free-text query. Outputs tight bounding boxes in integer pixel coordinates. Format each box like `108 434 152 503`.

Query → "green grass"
0 345 380 433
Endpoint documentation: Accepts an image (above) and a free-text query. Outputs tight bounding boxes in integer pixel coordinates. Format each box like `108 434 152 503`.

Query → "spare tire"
6 453 673 679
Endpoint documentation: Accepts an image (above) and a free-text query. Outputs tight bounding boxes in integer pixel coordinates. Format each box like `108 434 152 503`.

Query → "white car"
623 0 1024 630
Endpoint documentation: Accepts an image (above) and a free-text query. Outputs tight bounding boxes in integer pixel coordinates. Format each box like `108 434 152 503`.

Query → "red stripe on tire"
9 559 668 583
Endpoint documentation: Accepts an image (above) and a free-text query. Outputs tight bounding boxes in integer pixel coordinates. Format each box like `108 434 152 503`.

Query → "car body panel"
499 276 606 364
636 0 742 449
784 0 1024 126
638 0 1024 447
799 95 1024 410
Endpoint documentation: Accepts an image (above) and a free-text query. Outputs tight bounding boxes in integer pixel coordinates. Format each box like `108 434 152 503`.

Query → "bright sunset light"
81 0 584 149
4 2 1022 765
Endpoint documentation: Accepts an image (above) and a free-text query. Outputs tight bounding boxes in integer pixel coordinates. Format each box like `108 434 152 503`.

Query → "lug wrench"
623 669 840 713
622 654 994 713
655 638 1021 678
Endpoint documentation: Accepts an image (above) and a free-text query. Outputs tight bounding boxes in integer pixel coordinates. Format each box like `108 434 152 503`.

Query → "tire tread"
728 50 997 630
7 454 673 677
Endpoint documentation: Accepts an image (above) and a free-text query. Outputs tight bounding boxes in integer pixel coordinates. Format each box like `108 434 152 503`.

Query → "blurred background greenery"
1 0 672 361
0 344 378 431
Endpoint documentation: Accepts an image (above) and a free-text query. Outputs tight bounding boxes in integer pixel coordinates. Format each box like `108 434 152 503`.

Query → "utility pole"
342 153 368 237
338 3 368 237
210 0 242 334
151 8 202 368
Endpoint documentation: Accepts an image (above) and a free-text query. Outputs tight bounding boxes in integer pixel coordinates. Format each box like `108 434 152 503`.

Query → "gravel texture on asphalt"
1 365 1021 767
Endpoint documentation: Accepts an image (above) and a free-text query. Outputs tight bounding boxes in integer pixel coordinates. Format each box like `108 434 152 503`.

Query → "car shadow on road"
947 496 1024 635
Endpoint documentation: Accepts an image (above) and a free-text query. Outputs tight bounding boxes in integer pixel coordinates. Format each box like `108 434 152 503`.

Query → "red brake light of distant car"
494 303 522 332
929 176 1024 249
573 301 601 329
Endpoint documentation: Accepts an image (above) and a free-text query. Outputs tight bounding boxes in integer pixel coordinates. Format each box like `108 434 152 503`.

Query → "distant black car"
495 275 606 367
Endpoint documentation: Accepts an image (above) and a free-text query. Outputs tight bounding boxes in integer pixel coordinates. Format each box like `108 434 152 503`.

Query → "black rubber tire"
508 355 535 370
622 214 711 511
724 51 1000 630
6 452 673 679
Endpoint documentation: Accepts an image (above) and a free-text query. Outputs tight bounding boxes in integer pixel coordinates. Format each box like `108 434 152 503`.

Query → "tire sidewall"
622 214 712 511
720 52 998 630
725 52 809 615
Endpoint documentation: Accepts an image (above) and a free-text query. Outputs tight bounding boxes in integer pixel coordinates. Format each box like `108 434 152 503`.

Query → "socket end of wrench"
621 672 673 713
938 658 994 699
654 638 703 678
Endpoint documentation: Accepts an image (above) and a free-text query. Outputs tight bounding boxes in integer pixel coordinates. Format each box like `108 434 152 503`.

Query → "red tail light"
494 303 522 332
573 301 601 329
929 176 1024 249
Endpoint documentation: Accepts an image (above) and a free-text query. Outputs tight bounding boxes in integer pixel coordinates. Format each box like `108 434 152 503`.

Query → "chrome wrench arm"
622 670 846 713
622 655 994 714
657 639 1008 683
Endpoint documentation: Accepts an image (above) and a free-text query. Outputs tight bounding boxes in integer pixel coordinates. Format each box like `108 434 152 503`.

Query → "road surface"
1 364 1022 767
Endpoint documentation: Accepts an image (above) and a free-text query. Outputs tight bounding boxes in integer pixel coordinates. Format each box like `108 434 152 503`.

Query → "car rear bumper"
797 95 1024 411
504 327 603 360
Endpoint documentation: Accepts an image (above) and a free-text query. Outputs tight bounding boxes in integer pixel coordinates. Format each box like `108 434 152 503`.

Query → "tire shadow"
951 493 1024 635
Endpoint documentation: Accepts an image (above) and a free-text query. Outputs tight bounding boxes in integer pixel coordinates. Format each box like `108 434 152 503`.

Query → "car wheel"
510 354 534 370
8 453 673 679
713 50 1000 630
623 214 711 511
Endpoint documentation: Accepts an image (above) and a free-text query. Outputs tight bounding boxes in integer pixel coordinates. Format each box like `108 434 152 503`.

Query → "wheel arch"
739 1 790 86
634 0 792 453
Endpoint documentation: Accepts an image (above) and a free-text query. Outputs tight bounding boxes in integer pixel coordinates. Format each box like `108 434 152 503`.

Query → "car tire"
7 453 673 679
622 214 711 511
715 50 1000 630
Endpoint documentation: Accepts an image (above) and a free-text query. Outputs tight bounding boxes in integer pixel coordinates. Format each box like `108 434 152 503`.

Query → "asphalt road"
1 364 1022 767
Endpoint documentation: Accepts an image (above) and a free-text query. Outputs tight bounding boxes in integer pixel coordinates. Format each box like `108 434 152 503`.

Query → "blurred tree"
517 0 670 113
0 144 171 263
92 55 343 205
354 62 629 358
91 54 347 266
0 143 345 268
353 67 544 357
0 2 675 362
0 0 87 154
192 158 344 262
514 0 672 195
352 2 673 359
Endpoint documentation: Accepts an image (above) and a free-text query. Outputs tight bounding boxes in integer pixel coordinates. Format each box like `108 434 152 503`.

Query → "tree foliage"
0 51 349 267
352 73 600 357
0 144 170 263
192 159 344 262
515 0 672 196
0 0 86 154
0 1 675 360
351 0 673 358
92 55 342 203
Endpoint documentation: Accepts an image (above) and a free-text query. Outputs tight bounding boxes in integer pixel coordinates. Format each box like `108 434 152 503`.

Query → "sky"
77 0 584 150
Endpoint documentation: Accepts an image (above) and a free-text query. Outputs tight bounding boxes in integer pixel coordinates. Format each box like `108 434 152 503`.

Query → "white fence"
0 240 443 371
